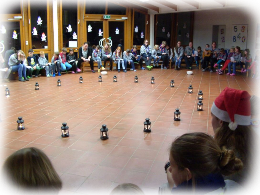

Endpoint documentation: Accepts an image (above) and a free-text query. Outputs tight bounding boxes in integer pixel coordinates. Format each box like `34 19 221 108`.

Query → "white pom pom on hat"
211 87 251 130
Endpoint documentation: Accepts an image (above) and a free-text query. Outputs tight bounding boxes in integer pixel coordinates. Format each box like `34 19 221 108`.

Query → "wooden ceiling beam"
213 0 226 7
153 0 177 11
182 0 199 9
127 0 159 13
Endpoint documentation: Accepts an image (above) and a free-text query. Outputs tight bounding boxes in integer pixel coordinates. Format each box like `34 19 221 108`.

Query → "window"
85 0 106 14
133 11 145 45
62 0 78 48
30 0 48 49
156 14 172 46
107 2 126 15
1 0 21 14
176 12 191 46
0 22 21 52
87 21 103 47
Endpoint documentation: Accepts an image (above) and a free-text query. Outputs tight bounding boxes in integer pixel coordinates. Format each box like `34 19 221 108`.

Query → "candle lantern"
188 85 193 94
5 87 10 97
79 76 83 83
151 76 155 84
57 79 61 86
198 90 203 100
197 100 203 111
134 76 138 83
35 82 39 90
61 122 69 137
98 75 102 82
143 118 151 133
113 75 117 82
174 108 181 121
100 124 109 140
170 80 174 87
17 117 25 130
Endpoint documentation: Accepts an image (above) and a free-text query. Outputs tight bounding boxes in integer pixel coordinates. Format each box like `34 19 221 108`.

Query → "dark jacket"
78 46 92 60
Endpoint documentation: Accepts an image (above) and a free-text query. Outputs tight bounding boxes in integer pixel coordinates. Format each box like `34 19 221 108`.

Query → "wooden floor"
0 68 257 194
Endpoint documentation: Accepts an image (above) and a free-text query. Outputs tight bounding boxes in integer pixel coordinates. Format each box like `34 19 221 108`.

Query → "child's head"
244 49 250 55
132 45 137 52
230 48 234 53
3 147 62 191
69 48 74 54
61 48 67 54
235 46 240 53
104 43 109 49
250 95 259 116
205 44 210 48
40 51 45 58
169 132 243 188
220 48 225 53
95 45 100 50
197 46 201 51
161 41 166 47
28 49 34 57
110 183 144 195
125 49 130 55
154 45 159 50
117 46 121 52
54 51 59 58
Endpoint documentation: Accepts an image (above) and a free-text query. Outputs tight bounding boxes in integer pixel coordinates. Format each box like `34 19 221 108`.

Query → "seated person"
59 48 72 71
27 49 41 78
194 46 203 68
92 45 103 72
184 41 195 70
51 52 62 77
0 53 11 84
202 44 211 71
113 46 126 73
227 46 241 76
101 43 113 71
214 48 227 73
240 49 252 73
66 48 78 73
159 41 169 69
38 51 52 77
3 147 62 192
218 48 234 75
151 44 161 67
140 39 152 70
174 41 184 69
123 49 136 71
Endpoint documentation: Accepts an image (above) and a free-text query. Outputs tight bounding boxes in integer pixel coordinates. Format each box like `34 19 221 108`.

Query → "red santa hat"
211 87 251 130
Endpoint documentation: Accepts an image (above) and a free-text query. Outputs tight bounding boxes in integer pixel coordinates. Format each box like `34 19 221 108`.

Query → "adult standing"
78 42 95 73
140 39 152 70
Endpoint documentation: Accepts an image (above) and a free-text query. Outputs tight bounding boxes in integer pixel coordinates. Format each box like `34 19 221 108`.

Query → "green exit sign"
103 15 111 19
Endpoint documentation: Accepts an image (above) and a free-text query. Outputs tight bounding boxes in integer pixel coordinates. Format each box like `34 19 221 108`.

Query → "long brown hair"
215 124 260 194
3 147 62 191
170 133 243 181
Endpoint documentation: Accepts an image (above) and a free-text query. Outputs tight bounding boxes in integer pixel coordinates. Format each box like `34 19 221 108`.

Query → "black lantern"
100 124 109 140
79 76 83 83
170 80 174 87
198 90 203 100
113 75 117 82
17 117 25 130
57 79 61 86
134 76 138 83
188 85 193 94
98 75 102 82
5 87 10 97
151 76 155 84
197 101 203 111
61 122 69 137
143 118 151 133
35 82 39 90
174 108 181 121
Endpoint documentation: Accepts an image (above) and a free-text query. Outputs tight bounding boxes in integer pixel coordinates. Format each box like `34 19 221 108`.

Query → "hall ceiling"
109 0 240 14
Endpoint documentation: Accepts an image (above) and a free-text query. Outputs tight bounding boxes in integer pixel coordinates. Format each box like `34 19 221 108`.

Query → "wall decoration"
256 24 260 49
12 30 17 39
99 29 103 36
73 32 77 39
88 24 92 32
66 24 72 32
32 27 37 35
135 26 138 33
232 24 247 50
41 32 46 42
37 16 42 25
1 25 6 34
140 32 144 38
115 28 119 35
162 27 165 32
167 32 170 38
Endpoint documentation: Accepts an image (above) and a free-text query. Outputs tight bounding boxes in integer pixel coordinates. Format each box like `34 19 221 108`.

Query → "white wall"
193 7 258 55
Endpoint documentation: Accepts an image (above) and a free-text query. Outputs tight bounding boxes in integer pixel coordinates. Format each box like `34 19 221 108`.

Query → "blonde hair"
40 51 45 55
3 147 62 191
110 183 144 195
154 45 159 50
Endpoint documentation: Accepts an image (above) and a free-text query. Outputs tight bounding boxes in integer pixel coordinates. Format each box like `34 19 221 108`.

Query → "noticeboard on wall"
232 24 247 50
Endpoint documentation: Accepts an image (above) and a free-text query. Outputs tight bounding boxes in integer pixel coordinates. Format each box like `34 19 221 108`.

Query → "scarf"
171 174 226 195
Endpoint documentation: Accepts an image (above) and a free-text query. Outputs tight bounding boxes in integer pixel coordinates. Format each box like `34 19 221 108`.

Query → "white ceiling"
128 0 260 14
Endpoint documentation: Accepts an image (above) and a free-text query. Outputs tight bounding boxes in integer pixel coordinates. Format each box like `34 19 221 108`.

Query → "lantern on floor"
5 87 10 97
198 90 203 100
100 124 109 140
98 75 102 82
57 79 61 86
35 82 39 90
151 76 155 84
113 75 117 82
143 118 151 133
61 122 69 137
174 108 181 121
17 117 25 130
197 100 203 111
188 85 193 94
170 80 174 87
79 76 83 83
134 76 138 83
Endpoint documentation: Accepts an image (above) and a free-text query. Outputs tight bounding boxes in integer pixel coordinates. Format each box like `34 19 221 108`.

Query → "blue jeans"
228 62 237 74
153 56 161 65
124 59 135 70
93 57 102 68
60 62 72 71
11 64 26 79
175 56 183 68
115 60 125 70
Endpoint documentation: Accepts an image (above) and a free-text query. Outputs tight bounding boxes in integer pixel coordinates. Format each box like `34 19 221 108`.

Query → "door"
109 21 124 52
86 21 104 47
